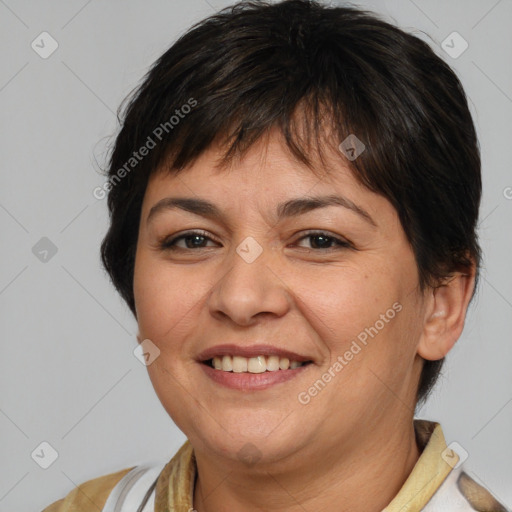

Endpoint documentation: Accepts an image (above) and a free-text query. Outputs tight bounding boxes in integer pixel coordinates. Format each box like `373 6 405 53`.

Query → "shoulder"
456 470 510 512
423 465 511 511
41 466 136 512
41 444 192 512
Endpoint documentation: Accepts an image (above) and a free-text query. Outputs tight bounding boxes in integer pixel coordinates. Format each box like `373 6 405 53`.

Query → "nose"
207 240 291 326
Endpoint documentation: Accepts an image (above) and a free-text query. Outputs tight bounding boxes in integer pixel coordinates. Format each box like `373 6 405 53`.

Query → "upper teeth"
211 355 306 373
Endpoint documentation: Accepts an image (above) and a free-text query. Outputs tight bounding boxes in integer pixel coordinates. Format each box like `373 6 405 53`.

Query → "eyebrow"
147 194 377 227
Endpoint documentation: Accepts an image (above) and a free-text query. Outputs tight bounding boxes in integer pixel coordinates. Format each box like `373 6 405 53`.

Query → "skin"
133 128 475 511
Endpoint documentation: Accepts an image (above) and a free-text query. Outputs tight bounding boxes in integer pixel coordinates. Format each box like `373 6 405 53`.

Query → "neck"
192 418 421 512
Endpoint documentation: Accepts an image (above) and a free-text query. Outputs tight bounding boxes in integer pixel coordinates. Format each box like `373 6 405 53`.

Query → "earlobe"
417 269 476 361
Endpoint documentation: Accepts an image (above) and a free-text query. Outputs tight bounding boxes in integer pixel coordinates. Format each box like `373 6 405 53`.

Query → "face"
133 131 426 467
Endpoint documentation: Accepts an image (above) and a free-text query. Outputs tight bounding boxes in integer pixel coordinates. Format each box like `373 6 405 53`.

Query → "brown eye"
295 231 352 250
160 231 218 250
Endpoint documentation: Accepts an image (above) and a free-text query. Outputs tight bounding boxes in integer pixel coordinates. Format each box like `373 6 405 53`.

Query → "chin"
187 414 308 466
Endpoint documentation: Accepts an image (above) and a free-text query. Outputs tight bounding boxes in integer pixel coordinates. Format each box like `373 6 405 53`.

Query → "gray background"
0 0 511 510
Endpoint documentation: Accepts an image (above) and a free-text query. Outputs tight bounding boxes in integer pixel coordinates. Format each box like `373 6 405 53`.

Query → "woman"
43 0 510 510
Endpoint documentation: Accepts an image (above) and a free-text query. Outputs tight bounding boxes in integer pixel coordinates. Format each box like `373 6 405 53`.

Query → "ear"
417 265 476 361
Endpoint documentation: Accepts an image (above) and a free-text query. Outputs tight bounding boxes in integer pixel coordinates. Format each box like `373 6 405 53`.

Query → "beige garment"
41 466 135 511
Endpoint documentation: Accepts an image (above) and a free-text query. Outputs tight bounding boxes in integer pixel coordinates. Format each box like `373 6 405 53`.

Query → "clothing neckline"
154 419 455 511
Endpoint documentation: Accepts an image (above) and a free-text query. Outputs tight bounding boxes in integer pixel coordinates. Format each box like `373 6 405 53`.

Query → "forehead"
145 130 367 200
139 131 399 236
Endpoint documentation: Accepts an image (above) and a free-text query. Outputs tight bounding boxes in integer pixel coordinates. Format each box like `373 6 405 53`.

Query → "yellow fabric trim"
41 466 135 512
383 420 457 511
155 440 195 511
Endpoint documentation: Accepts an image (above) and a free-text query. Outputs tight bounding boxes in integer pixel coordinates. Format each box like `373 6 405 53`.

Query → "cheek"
134 251 189 338
291 266 398 349
295 263 419 399
134 251 223 353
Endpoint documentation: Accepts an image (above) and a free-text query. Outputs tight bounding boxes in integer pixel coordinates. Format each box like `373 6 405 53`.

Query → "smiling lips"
198 344 313 386
210 354 307 373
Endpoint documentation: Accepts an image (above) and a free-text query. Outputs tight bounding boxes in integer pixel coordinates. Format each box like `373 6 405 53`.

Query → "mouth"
197 344 315 390
202 355 313 373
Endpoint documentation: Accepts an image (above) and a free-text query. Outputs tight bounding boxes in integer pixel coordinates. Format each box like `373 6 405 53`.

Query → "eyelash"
159 230 352 252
